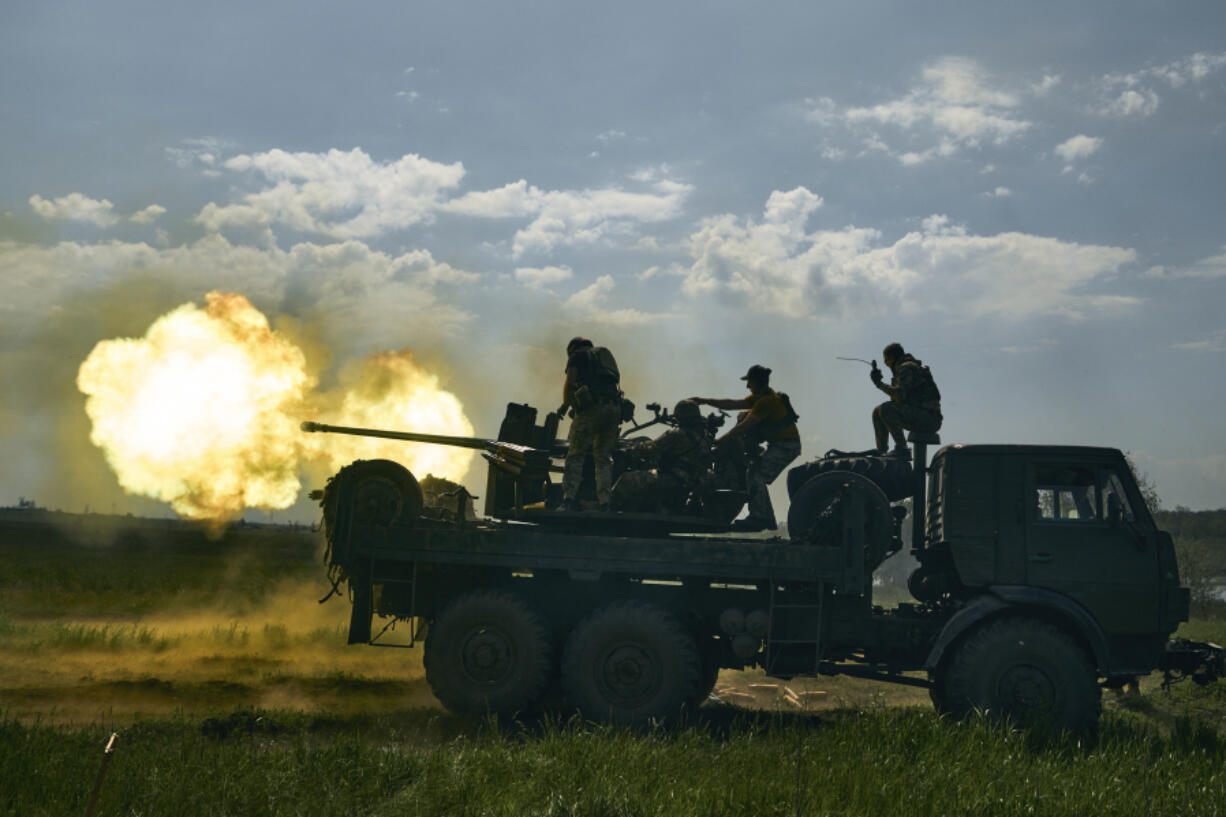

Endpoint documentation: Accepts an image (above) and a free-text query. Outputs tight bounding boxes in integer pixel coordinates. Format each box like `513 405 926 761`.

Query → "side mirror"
1107 493 1122 528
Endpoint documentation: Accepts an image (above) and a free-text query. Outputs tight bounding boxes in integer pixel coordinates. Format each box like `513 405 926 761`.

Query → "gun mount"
304 402 749 535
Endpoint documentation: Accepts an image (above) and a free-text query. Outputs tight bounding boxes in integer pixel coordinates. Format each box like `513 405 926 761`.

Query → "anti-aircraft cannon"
302 401 750 537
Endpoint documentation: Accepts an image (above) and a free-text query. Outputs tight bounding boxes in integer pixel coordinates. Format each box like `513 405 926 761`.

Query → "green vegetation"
1157 508 1226 616
3 709 1226 817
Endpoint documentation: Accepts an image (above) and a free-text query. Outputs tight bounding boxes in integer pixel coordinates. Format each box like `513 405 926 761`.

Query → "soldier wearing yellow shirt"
691 364 800 532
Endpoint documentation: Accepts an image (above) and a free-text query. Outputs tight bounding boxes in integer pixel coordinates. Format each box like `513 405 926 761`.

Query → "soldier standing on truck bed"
612 399 712 514
557 337 624 512
691 365 800 532
870 342 942 459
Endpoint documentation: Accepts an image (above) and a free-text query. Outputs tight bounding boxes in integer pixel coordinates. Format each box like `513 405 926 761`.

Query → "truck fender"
924 585 1110 673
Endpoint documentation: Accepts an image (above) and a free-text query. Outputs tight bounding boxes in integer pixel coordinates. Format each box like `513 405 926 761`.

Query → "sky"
1 0 1225 519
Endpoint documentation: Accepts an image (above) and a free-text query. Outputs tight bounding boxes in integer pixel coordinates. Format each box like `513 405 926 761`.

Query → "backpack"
591 346 620 384
903 359 941 404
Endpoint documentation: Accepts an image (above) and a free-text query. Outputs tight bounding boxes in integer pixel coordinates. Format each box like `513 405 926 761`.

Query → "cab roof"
933 443 1125 460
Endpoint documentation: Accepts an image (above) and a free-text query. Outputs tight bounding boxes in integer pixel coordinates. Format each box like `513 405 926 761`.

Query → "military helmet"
673 399 702 424
567 336 593 355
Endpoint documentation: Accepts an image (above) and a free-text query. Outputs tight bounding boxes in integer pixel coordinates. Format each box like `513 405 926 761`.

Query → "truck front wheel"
941 617 1101 733
423 590 552 715
562 600 701 725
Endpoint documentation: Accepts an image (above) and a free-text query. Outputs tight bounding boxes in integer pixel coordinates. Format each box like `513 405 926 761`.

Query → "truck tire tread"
562 600 701 725
423 589 552 715
941 616 1101 733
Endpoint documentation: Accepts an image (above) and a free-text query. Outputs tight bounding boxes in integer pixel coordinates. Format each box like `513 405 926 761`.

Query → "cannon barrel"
300 420 495 451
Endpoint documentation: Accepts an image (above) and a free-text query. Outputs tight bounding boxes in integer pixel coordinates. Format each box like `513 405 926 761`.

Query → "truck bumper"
1160 637 1226 687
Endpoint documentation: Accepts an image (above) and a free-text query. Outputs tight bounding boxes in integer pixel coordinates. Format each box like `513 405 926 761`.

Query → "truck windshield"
1035 464 1098 522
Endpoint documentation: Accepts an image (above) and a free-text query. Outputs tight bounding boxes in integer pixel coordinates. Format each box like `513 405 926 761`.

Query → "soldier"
558 336 623 511
870 342 942 458
612 399 712 514
692 365 800 532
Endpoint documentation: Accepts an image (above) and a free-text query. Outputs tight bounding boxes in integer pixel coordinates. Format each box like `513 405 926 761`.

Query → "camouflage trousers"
563 402 621 506
873 401 942 450
747 438 801 524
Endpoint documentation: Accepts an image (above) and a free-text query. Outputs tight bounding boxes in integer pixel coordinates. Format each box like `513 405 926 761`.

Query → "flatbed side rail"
350 526 846 583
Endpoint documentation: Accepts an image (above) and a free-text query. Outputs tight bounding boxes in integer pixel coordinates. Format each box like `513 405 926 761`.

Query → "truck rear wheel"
941 617 1101 733
424 590 552 715
562 600 701 725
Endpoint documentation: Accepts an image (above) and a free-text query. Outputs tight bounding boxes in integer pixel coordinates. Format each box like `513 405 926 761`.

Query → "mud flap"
348 575 373 644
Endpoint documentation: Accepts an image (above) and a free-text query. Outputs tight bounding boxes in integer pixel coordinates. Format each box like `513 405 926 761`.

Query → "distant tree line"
1157 508 1226 616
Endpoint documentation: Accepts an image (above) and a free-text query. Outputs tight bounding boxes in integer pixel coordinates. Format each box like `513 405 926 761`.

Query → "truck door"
1023 461 1160 634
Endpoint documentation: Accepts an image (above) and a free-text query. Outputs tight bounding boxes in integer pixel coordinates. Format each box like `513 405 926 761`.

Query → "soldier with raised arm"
691 364 800 532
870 342 942 459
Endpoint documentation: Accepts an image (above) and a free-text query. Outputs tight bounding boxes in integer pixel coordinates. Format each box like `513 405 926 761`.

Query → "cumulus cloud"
197 148 466 239
445 176 691 259
1149 51 1226 88
838 57 1032 163
443 180 544 218
1054 135 1103 162
510 183 691 259
1102 88 1161 117
129 204 167 225
1096 51 1226 117
1171 330 1226 352
165 137 231 173
984 187 1012 198
1145 246 1226 279
29 193 119 227
514 265 573 289
196 149 691 259
1032 74 1062 96
0 234 474 360
679 188 1138 321
561 275 666 326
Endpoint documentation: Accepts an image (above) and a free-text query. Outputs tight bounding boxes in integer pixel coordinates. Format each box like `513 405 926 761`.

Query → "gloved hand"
870 364 883 385
555 404 570 418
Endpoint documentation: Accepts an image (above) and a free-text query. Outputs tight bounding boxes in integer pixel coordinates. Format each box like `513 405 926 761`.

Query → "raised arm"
690 395 754 411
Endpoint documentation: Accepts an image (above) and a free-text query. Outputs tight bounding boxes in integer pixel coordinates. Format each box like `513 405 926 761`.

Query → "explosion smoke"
77 291 473 524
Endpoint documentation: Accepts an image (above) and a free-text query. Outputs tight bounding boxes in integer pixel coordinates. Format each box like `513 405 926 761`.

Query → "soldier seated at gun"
869 342 942 459
612 400 713 515
692 364 800 532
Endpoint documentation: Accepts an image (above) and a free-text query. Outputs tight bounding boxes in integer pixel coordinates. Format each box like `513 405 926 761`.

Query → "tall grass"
2 709 1224 817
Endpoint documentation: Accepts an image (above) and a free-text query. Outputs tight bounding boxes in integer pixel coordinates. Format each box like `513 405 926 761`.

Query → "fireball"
77 291 474 525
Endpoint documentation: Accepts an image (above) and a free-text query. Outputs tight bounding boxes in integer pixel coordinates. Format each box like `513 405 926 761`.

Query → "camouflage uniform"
873 354 942 451
613 423 712 513
561 341 624 508
563 402 621 507
746 438 801 524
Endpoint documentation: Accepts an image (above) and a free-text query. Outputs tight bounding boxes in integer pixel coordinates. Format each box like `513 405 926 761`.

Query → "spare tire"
786 470 897 572
787 455 912 502
328 458 424 531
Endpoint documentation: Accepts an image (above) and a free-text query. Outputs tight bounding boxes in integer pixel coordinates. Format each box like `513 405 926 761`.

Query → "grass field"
2 511 1225 815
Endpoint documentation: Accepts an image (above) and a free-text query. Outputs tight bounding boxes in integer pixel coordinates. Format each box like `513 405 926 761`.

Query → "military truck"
306 403 1223 732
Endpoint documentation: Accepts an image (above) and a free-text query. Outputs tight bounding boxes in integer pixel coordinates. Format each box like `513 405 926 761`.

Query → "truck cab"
919 445 1186 674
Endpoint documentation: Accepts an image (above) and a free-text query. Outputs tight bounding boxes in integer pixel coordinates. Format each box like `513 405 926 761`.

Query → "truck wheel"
941 617 1101 733
562 600 701 725
424 590 551 715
